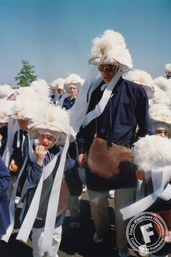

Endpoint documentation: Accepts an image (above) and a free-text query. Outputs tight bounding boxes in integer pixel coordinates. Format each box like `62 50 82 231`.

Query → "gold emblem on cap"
48 115 55 123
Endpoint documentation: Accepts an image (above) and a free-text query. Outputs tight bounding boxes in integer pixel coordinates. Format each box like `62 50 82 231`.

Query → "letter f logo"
140 223 154 243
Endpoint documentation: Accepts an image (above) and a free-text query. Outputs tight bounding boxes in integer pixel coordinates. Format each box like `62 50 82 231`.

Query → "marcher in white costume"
16 104 71 257
121 104 171 257
50 78 65 105
69 29 152 257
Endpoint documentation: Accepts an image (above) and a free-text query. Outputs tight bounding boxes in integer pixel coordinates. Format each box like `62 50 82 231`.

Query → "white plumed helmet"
89 29 133 72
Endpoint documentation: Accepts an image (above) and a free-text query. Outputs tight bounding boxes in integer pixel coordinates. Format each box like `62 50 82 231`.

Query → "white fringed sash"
120 166 171 220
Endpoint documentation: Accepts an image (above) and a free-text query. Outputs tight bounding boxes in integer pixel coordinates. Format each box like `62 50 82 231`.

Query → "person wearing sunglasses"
69 29 152 257
97 64 119 83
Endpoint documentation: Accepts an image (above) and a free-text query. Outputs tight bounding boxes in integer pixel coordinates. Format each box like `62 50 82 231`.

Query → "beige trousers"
88 187 136 253
115 187 136 253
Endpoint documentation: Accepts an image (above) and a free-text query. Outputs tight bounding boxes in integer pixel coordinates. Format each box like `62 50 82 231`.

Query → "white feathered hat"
149 86 170 106
28 104 70 140
64 74 84 93
165 63 171 75
88 29 133 72
30 79 50 102
133 135 171 172
124 69 155 99
0 84 15 99
50 78 65 90
10 88 45 120
0 98 15 123
149 104 171 124
149 104 171 135
154 76 171 92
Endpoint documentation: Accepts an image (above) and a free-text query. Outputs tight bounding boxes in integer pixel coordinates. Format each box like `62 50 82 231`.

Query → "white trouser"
31 225 62 257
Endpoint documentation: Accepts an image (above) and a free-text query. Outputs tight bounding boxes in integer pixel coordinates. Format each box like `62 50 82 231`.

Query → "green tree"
15 60 37 87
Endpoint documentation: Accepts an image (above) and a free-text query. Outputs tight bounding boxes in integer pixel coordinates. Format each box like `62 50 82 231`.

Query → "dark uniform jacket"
77 77 152 191
62 96 76 110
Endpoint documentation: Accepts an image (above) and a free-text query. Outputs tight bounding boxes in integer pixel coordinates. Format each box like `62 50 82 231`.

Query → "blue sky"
0 0 171 87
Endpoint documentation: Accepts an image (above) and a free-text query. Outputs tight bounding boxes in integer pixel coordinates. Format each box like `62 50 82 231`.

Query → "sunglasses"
98 65 116 73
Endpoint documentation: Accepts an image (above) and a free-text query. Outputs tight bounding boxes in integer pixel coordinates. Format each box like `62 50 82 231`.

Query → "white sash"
2 156 28 242
2 117 18 166
69 66 122 138
41 136 69 254
120 166 171 220
2 126 31 242
69 65 99 139
57 92 70 107
16 152 59 242
82 68 122 128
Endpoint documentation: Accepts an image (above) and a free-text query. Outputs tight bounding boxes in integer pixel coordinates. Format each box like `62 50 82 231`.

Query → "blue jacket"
0 157 10 236
62 96 76 110
77 77 152 190
24 145 66 228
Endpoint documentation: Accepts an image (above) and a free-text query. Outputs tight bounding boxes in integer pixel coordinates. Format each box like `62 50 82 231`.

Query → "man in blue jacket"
70 29 152 257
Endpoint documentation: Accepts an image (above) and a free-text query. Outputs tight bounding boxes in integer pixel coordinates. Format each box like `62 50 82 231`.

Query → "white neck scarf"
69 65 99 139
82 67 122 128
69 65 123 138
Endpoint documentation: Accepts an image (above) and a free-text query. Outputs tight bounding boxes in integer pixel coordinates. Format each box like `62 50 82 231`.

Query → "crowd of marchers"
1 29 171 257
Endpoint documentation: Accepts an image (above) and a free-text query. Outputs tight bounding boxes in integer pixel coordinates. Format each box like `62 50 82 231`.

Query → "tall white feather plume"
89 29 133 71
